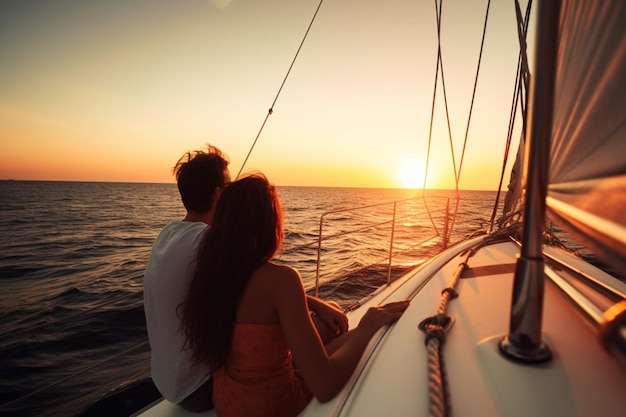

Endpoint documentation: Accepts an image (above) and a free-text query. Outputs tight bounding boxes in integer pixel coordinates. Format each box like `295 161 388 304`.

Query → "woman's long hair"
181 173 283 371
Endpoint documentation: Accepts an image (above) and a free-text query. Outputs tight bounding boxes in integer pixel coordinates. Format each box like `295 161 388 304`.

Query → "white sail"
546 1 626 273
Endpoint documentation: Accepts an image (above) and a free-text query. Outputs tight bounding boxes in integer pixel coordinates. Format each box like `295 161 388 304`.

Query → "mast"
499 0 561 363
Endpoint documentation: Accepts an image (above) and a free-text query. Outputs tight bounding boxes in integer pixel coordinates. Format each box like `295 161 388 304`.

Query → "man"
143 145 348 412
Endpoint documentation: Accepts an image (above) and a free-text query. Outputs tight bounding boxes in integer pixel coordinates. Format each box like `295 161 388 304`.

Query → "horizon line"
0 178 499 193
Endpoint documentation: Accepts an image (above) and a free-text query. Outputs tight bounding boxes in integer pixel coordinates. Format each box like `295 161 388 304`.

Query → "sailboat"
135 0 626 416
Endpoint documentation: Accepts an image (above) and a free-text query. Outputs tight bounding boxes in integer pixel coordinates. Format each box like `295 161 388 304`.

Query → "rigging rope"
446 0 491 245
429 0 458 188
422 0 452 249
425 0 492 247
456 0 491 184
489 0 533 231
418 2 496 414
236 0 326 179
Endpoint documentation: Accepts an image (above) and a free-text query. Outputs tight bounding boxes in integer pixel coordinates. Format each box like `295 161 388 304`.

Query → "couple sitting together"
143 145 409 417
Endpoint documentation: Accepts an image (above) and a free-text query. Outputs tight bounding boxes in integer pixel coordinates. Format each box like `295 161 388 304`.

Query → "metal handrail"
311 196 452 297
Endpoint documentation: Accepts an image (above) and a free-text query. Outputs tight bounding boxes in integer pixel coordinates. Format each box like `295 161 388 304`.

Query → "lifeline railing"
278 195 454 299
313 197 451 297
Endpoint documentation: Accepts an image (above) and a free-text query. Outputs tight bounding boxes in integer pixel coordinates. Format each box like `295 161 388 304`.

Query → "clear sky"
0 0 531 190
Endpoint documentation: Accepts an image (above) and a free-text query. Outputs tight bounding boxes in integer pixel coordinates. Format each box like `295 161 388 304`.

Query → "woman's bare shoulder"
256 261 300 278
252 262 304 296
238 263 302 323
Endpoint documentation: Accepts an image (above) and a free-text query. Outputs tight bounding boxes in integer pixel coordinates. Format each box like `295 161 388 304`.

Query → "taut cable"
236 0 326 179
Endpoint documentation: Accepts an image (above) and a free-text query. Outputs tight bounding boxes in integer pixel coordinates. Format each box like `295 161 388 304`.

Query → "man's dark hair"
173 145 230 212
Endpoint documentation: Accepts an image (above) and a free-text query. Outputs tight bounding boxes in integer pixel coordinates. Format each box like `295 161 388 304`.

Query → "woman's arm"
274 266 409 402
306 295 348 337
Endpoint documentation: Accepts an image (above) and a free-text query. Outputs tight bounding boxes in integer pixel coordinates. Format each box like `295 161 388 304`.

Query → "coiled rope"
418 248 474 417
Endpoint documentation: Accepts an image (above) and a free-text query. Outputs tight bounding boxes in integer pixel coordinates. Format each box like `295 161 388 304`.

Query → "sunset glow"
0 0 530 190
396 156 427 189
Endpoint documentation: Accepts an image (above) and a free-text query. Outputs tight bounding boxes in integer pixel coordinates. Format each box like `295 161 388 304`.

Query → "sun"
396 156 427 189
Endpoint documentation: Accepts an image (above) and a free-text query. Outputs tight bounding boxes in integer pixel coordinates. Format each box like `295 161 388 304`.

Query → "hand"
314 301 349 336
360 300 410 332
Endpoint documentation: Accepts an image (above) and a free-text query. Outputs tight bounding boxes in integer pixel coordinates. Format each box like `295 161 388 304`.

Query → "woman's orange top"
213 323 313 417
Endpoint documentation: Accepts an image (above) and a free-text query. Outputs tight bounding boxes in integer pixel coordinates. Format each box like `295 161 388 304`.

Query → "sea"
0 181 543 416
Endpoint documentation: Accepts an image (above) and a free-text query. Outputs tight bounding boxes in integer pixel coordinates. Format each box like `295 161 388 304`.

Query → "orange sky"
0 0 532 190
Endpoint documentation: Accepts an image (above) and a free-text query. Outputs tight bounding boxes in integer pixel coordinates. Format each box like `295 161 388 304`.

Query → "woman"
181 173 409 417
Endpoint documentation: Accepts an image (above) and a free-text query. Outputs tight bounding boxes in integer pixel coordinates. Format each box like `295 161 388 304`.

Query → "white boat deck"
136 237 626 417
